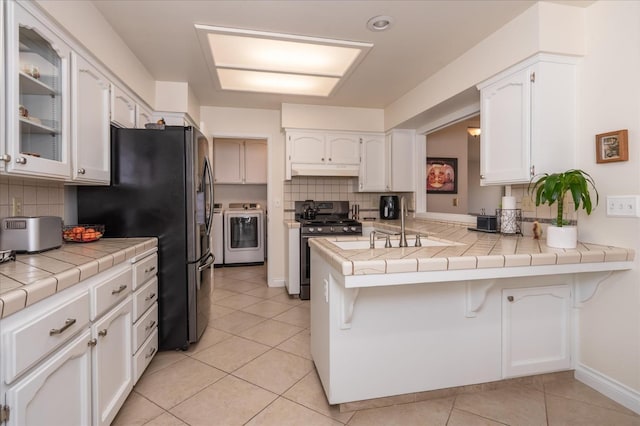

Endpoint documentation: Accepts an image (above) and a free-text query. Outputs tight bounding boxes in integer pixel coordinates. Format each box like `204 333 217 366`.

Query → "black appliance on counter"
77 126 214 350
295 200 362 300
379 195 400 219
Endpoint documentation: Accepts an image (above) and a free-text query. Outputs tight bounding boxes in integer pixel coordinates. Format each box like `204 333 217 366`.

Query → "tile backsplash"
283 176 413 220
0 176 64 219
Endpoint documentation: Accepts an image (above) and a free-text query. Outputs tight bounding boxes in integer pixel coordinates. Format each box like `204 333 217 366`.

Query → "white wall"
282 103 384 132
384 2 585 130
200 106 284 286
35 0 156 107
574 1 640 394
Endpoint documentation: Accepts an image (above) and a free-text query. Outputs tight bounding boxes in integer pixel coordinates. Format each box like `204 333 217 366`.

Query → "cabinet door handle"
507 296 514 302
78 168 86 175
321 157 325 162
144 266 156 274
145 320 156 331
111 284 127 295
15 157 27 165
145 292 156 301
328 158 332 162
0 154 11 163
480 174 485 180
49 318 77 336
88 338 97 347
98 329 108 337
145 346 157 359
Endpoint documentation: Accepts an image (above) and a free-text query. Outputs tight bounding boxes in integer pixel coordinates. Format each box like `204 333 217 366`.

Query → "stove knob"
308 228 315 233
350 226 357 232
317 227 323 233
343 227 349 232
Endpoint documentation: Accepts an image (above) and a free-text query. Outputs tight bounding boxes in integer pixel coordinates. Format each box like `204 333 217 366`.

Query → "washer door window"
229 216 259 248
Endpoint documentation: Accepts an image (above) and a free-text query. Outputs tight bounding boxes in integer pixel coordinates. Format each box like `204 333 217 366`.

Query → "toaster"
0 216 63 253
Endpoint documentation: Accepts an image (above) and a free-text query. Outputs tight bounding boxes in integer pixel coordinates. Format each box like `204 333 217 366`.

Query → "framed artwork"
596 129 628 163
426 157 458 194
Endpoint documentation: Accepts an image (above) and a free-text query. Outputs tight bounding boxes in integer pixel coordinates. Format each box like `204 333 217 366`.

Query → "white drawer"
133 328 158 385
132 303 158 352
91 266 133 320
133 277 158 321
2 291 90 384
132 253 157 290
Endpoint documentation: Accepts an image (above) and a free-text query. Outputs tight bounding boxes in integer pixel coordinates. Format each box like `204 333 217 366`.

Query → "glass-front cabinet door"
5 2 71 179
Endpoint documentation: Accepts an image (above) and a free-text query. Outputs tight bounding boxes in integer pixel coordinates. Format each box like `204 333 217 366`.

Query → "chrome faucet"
399 196 408 247
370 230 394 248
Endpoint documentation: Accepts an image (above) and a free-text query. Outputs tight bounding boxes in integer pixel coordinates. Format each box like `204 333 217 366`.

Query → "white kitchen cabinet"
213 138 267 184
386 129 415 191
3 329 93 426
325 133 361 165
91 297 133 426
358 130 415 192
131 251 159 384
71 52 110 184
5 1 71 179
135 104 153 129
287 131 326 165
244 140 268 183
477 54 576 185
285 130 362 179
358 134 386 192
111 85 136 128
502 284 572 378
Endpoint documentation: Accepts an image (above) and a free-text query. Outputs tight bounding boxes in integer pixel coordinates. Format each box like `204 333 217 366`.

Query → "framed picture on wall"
426 157 458 194
596 129 628 163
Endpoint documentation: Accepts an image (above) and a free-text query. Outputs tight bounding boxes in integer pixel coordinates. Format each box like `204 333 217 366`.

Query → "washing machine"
223 203 265 265
212 204 224 267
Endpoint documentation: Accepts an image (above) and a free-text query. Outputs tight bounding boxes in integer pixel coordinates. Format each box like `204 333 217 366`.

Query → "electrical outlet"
11 197 23 216
606 195 640 217
453 198 458 207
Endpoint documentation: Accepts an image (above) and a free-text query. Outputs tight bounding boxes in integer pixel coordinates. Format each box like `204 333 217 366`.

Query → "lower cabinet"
4 329 93 426
502 284 572 378
91 297 133 426
0 248 159 426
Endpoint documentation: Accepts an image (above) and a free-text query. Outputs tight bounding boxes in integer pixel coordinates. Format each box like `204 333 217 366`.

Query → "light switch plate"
606 195 640 217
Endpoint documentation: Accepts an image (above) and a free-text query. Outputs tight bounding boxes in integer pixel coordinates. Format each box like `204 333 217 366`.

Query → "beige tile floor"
113 264 640 426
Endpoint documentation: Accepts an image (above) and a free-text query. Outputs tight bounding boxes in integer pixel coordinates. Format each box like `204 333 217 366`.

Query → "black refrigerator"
78 125 214 350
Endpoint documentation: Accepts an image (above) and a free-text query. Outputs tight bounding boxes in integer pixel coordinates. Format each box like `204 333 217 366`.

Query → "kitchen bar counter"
309 218 635 281
309 219 636 405
0 237 158 318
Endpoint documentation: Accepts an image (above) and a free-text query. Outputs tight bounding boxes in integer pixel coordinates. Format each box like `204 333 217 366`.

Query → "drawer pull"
507 296 514 302
145 320 156 331
111 284 128 295
98 329 108 337
145 292 156 302
145 346 157 359
49 318 76 336
145 266 156 274
88 338 97 347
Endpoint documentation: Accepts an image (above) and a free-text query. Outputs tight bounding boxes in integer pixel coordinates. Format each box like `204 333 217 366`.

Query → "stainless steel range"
296 200 362 300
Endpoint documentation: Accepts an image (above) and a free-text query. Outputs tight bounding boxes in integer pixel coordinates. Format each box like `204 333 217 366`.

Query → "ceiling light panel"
208 34 362 77
195 24 373 97
217 69 339 96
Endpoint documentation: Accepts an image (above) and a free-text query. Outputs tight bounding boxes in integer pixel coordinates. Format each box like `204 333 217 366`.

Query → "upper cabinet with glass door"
5 2 71 179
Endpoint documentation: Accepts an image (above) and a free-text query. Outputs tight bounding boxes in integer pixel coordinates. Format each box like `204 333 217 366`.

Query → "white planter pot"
546 225 577 249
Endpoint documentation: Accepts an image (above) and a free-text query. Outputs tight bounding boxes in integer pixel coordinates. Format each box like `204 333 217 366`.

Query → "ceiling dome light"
367 15 393 32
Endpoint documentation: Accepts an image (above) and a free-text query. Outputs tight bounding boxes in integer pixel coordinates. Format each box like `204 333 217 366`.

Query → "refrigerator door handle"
203 156 214 236
198 252 215 272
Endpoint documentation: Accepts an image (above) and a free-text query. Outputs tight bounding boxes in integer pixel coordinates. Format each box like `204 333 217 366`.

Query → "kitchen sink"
329 237 462 250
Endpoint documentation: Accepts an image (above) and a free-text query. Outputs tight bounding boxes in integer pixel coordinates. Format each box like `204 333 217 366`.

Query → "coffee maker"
379 195 400 219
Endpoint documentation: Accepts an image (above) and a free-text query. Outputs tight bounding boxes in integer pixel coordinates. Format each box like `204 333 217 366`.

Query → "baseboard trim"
270 278 285 288
575 363 640 415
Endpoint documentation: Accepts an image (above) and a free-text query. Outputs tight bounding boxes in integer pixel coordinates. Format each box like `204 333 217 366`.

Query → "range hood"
290 163 359 177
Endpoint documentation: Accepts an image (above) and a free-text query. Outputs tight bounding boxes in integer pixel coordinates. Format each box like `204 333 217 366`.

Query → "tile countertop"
0 237 158 319
308 218 635 281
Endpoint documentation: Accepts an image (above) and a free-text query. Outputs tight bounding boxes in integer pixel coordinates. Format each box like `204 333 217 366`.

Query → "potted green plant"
528 169 599 248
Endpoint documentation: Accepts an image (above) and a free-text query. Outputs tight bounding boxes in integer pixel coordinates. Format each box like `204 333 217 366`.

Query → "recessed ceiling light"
196 25 373 97
367 15 393 32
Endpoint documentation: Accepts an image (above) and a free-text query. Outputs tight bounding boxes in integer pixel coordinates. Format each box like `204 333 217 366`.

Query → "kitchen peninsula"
308 219 635 405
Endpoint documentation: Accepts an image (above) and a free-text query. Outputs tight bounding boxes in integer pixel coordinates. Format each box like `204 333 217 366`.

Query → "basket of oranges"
63 225 105 243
